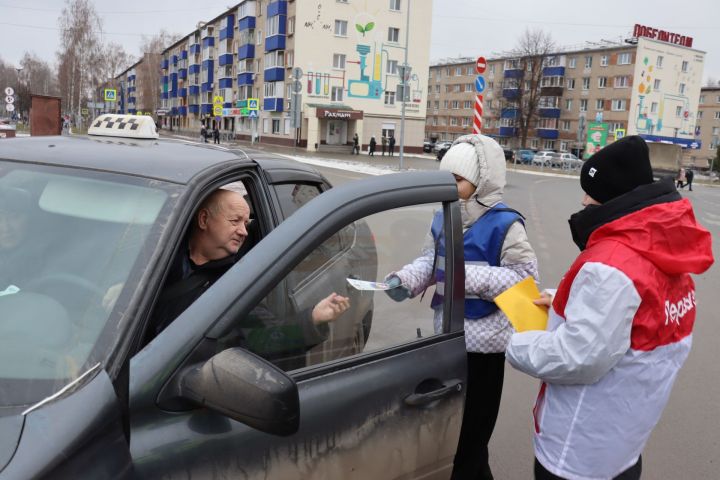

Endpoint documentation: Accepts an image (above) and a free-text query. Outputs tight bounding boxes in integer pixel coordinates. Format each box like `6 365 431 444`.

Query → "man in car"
0 186 42 294
152 188 350 365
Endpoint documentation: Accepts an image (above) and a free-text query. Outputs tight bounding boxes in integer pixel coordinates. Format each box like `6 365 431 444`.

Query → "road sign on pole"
248 98 259 110
473 95 483 134
4 87 14 96
475 75 486 94
104 89 117 102
476 56 487 74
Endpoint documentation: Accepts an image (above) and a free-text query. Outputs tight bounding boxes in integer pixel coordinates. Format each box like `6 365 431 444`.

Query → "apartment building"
114 54 161 116
427 28 706 161
691 86 720 168
160 0 432 152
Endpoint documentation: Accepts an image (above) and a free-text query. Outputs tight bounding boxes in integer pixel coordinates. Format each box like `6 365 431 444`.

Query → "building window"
651 102 659 113
287 16 295 35
388 27 400 43
451 100 460 109
584 56 592 68
384 90 395 105
560 141 568 151
450 117 458 126
717 95 720 103
600 55 608 67
656 56 664 68
611 99 627 111
389 0 401 10
568 57 576 68
333 53 346 69
582 77 590 90
443 100 448 108
463 100 471 109
697 111 702 119
596 99 604 110
531 139 539 149
610 122 623 133
565 99 573 110
386 59 398 75
264 50 285 68
455 66 462 75
544 140 555 150
561 120 571 130
618 52 632 65
272 119 281 134
699 95 705 104
266 16 282 36
453 84 461 93
286 50 294 67
334 20 348 36
653 79 661 90
614 76 630 88
675 106 683 117
715 111 720 119
682 61 689 72
566 78 575 89
263 81 284 98
679 83 686 94
488 81 494 89
598 76 607 88
580 99 588 112
467 66 474 75
331 86 343 101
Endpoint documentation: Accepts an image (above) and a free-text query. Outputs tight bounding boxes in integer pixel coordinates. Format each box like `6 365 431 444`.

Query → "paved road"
316 162 720 480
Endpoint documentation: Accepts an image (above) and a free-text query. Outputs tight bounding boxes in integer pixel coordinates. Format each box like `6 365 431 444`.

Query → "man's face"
199 192 251 260
0 210 27 251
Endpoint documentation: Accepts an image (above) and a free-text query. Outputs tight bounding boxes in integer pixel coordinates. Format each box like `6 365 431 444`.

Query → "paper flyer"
347 278 398 291
493 276 548 332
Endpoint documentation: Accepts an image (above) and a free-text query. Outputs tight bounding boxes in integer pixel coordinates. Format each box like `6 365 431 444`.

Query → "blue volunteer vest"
430 203 523 319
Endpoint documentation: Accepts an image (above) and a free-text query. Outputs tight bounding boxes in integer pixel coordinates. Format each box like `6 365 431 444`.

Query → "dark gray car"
0 127 467 479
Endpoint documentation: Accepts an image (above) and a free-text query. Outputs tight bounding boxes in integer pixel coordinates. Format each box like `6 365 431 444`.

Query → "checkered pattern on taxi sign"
92 116 140 131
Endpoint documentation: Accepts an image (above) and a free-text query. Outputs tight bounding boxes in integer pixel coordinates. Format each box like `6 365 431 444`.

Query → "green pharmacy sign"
584 122 609 159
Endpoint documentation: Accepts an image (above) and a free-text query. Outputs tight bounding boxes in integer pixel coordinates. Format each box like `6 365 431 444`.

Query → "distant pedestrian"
201 125 208 143
213 126 220 144
388 134 396 156
676 168 686 189
368 135 377 156
685 168 694 191
352 133 360 155
381 135 387 156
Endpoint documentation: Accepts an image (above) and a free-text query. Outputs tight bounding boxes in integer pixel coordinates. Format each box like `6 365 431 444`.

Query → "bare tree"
137 30 181 114
496 29 555 149
57 0 103 125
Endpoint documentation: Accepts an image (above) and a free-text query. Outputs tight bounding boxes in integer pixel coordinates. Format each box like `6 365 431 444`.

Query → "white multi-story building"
161 0 432 152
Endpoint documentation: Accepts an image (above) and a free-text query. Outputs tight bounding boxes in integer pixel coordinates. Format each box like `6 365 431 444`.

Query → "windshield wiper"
21 363 102 416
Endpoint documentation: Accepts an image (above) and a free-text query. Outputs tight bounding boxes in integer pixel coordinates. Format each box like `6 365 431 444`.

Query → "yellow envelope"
493 276 548 332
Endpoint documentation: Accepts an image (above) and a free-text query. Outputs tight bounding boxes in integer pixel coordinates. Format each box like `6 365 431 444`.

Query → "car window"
0 162 179 405
214 202 450 372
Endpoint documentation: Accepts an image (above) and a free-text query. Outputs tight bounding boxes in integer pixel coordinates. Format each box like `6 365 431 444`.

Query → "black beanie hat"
580 135 654 203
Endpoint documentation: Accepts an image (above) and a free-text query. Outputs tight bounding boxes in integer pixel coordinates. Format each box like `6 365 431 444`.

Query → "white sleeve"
506 262 641 385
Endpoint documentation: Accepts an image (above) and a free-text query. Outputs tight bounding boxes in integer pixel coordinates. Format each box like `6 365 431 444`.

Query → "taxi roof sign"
88 114 159 139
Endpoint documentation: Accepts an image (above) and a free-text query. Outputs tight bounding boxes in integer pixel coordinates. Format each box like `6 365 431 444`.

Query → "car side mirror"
178 347 300 436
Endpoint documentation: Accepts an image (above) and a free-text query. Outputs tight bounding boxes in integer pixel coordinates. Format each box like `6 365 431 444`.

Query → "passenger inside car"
149 183 351 370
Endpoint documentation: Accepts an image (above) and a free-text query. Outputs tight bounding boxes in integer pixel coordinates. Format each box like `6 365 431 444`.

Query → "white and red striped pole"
473 94 483 134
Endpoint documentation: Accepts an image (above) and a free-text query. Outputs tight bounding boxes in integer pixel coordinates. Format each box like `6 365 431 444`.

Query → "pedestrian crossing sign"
248 98 259 111
248 110 258 118
104 89 117 101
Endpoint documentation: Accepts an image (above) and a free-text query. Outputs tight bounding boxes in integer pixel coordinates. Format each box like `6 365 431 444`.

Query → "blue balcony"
220 15 235 40
181 50 188 60
189 64 200 75
503 69 522 79
542 66 565 77
201 82 213 93
127 85 136 93
268 1 287 16
172 55 178 65
223 102 232 108
237 72 254 85
238 44 255 60
501 108 519 119
265 34 286 52
502 88 520 99
239 16 256 30
203 37 215 48
189 44 201 55
171 73 178 91
539 108 561 118
179 68 187 80
161 92 168 99
264 67 284 82
264 97 283 112
498 126 518 137
219 78 233 89
128 96 137 104
170 107 178 116
161 59 169 70
179 106 188 116
202 60 214 72
537 128 559 139
128 74 136 82
189 85 200 95
179 87 187 98
189 104 200 114
201 104 213 115
219 53 234 66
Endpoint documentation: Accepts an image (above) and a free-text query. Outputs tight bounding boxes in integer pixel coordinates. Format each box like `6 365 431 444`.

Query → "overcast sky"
1 0 718 81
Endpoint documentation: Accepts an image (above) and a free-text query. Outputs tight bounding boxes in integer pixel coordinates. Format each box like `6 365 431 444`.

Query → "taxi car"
0 115 467 479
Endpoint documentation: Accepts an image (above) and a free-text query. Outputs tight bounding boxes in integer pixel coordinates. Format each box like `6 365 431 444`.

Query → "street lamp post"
14 67 23 123
398 0 411 169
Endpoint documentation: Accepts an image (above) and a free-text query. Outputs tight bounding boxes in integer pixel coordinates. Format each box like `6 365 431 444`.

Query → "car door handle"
404 379 463 407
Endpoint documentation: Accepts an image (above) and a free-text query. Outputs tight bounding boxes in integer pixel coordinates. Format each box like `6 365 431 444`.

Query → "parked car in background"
532 151 559 167
503 149 515 162
423 140 435 153
433 141 452 153
516 149 535 165
559 152 583 169
437 143 451 161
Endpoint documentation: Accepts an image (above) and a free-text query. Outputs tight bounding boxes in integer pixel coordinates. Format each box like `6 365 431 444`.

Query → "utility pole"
398 0 411 170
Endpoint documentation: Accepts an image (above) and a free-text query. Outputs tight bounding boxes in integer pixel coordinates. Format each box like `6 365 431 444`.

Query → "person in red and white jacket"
506 136 714 480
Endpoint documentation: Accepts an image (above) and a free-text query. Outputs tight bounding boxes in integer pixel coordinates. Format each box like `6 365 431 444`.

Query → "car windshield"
0 161 180 407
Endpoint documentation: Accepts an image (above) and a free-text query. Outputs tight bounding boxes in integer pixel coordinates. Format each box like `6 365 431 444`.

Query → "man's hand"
311 292 350 325
533 292 553 308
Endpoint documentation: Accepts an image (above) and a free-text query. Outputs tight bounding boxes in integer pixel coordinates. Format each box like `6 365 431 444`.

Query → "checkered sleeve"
386 233 436 297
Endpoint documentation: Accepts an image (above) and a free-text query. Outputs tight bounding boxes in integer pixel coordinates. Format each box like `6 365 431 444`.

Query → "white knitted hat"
439 142 481 187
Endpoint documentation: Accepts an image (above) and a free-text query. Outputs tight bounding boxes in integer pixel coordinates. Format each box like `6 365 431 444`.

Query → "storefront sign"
633 23 693 48
316 108 363 120
222 108 243 116
584 122 609 159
